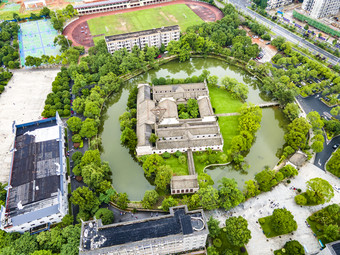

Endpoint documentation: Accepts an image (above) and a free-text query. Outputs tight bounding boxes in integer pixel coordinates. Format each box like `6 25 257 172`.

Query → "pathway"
187 149 196 175
215 112 240 117
206 162 340 255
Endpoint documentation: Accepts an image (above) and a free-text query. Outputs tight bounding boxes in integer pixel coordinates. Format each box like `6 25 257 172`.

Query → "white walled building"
79 206 209 255
302 0 340 18
0 114 68 233
266 0 293 10
105 25 180 53
74 0 171 16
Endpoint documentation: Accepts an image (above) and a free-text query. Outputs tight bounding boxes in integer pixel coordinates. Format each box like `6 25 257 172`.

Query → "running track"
63 0 224 48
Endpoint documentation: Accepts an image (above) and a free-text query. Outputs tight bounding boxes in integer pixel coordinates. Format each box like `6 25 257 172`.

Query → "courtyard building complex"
136 82 223 156
79 206 209 255
74 0 171 15
302 0 340 18
266 0 293 9
105 25 180 53
0 114 68 233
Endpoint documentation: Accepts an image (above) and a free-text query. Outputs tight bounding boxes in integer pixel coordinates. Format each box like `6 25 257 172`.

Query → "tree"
295 194 307 205
198 185 219 210
283 240 305 255
95 208 114 225
116 193 129 209
330 106 340 116
149 133 158 144
81 162 111 191
279 165 298 178
154 165 172 190
307 111 324 131
311 134 324 153
255 168 277 192
207 246 219 255
284 117 311 150
323 224 340 242
61 214 73 227
271 208 297 235
218 178 244 210
70 186 100 214
244 179 260 198
271 36 286 50
207 217 220 238
187 98 199 118
54 35 72 52
142 190 159 209
326 149 340 177
225 216 251 247
305 178 334 204
39 6 51 17
197 173 214 188
208 75 218 86
79 118 98 138
120 127 137 151
283 103 300 121
162 196 178 211
142 154 164 177
66 116 82 133
81 149 101 166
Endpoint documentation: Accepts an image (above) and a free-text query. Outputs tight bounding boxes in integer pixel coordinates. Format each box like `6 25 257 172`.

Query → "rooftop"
3 117 65 225
75 0 129 9
80 206 207 252
105 25 180 43
171 175 199 190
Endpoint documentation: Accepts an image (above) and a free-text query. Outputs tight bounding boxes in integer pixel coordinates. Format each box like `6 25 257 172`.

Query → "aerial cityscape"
0 0 339 254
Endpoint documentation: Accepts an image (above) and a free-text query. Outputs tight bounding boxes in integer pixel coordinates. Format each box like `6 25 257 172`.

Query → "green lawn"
259 216 282 238
164 154 189 176
208 85 243 114
88 4 203 42
218 116 240 151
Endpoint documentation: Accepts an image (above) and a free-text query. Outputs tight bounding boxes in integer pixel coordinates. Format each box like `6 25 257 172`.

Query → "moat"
100 58 289 200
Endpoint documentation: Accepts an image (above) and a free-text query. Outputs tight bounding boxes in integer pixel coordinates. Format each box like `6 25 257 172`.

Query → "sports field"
18 20 61 66
87 4 203 42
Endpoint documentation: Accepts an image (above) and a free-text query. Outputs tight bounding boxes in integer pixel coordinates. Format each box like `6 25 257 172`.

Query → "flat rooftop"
81 206 206 251
5 118 63 221
75 0 129 9
105 25 180 42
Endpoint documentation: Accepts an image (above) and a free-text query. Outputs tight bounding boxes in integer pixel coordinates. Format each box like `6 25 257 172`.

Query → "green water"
100 58 288 200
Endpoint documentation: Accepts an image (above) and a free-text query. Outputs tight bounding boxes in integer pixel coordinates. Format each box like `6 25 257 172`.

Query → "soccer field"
87 4 203 42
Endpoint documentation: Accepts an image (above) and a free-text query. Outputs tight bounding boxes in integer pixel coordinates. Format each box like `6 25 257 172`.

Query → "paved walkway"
215 112 240 117
187 149 196 175
206 163 340 255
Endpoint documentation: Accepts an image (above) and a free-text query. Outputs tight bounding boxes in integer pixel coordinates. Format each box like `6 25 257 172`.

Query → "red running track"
63 0 224 48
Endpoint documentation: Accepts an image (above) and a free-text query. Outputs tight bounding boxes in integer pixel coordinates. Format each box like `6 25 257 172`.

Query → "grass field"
218 116 240 151
208 85 243 114
87 4 204 43
164 154 189 176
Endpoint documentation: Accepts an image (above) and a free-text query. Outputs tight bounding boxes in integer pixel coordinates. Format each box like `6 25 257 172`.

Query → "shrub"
94 208 114 225
213 238 222 248
72 134 82 143
297 188 302 193
175 150 182 158
0 85 4 93
287 180 291 184
178 155 186 165
295 194 307 205
162 152 171 159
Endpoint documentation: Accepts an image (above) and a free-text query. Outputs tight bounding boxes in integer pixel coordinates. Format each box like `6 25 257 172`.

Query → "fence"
293 11 340 37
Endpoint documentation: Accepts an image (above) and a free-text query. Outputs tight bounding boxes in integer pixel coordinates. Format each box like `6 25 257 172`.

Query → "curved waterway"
100 58 288 200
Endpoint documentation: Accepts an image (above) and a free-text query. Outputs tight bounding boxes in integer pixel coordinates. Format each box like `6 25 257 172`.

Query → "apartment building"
0 113 68 233
74 0 171 16
79 206 209 255
266 0 293 10
105 25 180 53
302 0 340 18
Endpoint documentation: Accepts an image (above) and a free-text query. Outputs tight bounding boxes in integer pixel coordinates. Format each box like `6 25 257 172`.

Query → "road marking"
318 159 321 166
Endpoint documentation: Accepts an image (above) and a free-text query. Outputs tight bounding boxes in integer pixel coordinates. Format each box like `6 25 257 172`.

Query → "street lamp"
65 35 71 49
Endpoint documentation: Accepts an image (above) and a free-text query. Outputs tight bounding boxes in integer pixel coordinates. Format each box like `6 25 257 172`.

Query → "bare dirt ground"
206 162 340 255
0 68 60 184
252 38 278 63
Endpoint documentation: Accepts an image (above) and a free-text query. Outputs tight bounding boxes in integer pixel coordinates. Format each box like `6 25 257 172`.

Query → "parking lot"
251 36 278 63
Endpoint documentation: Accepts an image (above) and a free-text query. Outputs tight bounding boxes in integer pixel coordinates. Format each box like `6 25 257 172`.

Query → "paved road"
296 93 339 121
314 136 340 171
218 0 340 65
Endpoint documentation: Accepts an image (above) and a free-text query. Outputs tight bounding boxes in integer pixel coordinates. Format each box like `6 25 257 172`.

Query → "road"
296 93 339 121
314 136 340 171
216 0 340 65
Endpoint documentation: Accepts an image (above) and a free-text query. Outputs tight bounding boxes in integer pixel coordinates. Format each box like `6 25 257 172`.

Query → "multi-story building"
79 206 209 255
0 114 68 233
105 25 180 53
74 0 171 16
302 0 340 18
266 0 293 10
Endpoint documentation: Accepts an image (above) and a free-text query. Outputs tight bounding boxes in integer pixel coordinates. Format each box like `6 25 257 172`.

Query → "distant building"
136 82 223 156
318 240 340 255
79 205 209 255
0 114 68 233
302 0 340 18
105 25 180 53
74 0 171 16
266 0 293 10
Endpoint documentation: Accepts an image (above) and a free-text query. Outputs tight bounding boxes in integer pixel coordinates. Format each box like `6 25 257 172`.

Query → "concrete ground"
0 68 60 184
206 163 340 255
